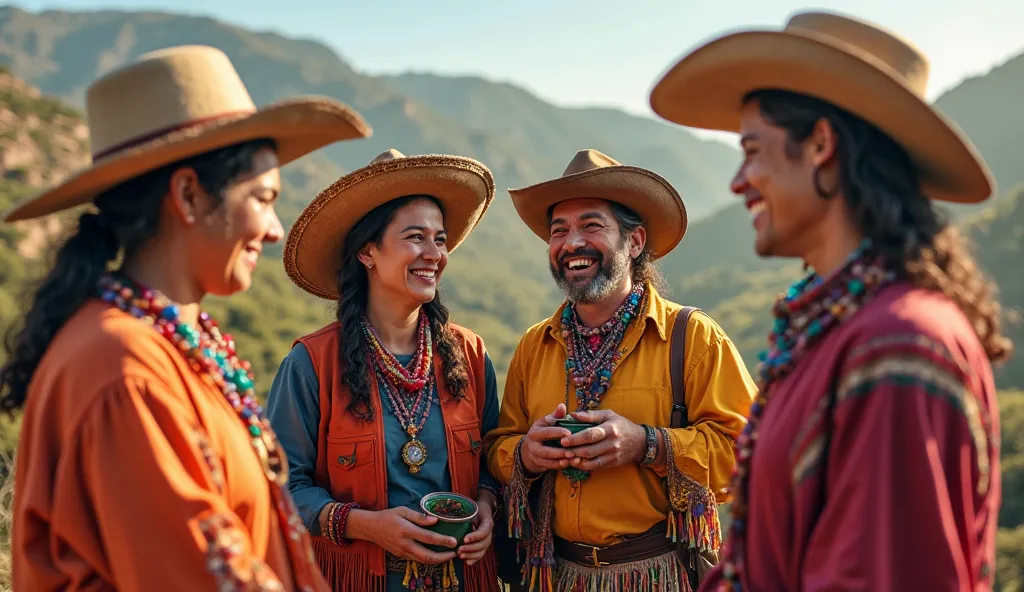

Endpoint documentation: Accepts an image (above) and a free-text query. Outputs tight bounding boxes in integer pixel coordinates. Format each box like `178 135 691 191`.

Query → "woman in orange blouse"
0 45 370 591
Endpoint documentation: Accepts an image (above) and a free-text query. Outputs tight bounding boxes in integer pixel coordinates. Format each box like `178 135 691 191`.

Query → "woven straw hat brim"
509 165 687 260
284 155 494 300
649 29 993 203
3 97 372 222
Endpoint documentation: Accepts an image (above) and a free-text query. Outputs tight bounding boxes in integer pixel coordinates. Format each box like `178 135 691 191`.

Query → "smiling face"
180 146 284 296
730 98 837 260
359 197 448 308
547 198 644 304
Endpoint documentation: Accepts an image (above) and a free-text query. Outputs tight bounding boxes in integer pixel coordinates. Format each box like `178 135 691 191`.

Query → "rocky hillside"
0 64 86 255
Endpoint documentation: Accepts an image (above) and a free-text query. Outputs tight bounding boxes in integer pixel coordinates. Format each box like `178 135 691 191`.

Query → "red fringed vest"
295 321 500 592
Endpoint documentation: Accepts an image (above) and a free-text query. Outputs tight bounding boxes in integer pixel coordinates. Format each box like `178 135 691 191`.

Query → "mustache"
558 249 603 267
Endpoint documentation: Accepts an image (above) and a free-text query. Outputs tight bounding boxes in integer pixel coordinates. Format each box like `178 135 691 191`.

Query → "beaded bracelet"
326 501 360 546
478 483 503 518
640 424 658 466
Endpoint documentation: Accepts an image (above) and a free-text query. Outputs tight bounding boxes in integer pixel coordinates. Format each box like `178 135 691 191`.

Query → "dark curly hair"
0 138 277 413
746 89 1012 362
334 194 469 421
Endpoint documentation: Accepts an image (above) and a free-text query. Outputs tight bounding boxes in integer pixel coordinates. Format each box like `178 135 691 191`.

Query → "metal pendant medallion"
402 438 428 474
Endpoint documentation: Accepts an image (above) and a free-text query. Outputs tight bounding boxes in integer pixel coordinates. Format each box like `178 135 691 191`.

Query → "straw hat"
284 149 494 300
648 11 993 203
508 149 687 259
3 44 372 222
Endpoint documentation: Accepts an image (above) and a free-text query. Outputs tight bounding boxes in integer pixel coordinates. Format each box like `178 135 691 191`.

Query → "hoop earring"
813 165 840 200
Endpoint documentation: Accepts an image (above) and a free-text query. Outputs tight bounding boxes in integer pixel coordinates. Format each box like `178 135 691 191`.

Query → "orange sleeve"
63 375 284 592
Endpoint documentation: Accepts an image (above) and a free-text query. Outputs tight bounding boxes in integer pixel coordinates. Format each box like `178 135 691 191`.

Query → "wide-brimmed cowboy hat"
284 149 495 300
508 149 687 259
3 44 372 222
648 11 993 204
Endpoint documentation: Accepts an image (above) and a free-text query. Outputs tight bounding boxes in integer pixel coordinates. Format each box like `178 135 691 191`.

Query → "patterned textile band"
554 549 690 592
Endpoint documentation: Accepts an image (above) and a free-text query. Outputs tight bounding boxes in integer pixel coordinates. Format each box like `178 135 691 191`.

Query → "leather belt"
553 521 674 568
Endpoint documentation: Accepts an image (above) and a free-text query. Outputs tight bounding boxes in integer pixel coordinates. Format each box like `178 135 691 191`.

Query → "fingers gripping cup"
420 492 479 552
542 418 592 448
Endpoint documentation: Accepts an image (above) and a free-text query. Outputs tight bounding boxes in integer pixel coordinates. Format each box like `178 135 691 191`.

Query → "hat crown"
561 149 622 177
785 11 929 96
85 45 257 161
370 148 406 165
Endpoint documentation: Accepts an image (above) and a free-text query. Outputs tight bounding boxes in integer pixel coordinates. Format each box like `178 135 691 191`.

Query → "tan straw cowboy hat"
3 44 372 222
509 149 687 259
284 149 494 300
649 10 993 203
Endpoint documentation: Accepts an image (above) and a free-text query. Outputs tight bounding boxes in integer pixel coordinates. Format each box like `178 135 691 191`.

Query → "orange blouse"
12 300 328 592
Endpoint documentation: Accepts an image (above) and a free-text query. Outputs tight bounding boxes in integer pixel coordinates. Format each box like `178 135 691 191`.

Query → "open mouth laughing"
565 256 597 271
411 268 437 283
745 196 766 227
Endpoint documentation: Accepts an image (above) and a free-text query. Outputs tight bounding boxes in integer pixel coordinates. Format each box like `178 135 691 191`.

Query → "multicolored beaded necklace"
97 273 288 485
361 312 435 474
97 274 326 590
558 282 646 484
562 282 645 412
720 240 897 591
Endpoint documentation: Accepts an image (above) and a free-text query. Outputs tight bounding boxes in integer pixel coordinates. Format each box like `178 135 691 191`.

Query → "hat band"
90 109 255 162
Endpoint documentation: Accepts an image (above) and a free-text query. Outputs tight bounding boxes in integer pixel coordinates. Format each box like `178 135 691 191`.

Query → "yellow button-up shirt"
484 285 756 546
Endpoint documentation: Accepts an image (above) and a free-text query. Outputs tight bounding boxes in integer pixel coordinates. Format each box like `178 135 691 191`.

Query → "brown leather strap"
553 521 674 567
670 306 699 429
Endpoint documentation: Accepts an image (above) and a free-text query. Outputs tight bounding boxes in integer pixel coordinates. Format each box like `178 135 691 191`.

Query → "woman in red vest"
268 149 502 591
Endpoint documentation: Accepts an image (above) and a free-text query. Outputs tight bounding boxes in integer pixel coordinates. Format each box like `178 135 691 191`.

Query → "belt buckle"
574 543 609 568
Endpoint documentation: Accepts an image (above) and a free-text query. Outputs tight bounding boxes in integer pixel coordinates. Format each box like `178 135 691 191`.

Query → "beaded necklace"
361 313 435 474
561 282 645 412
558 282 645 485
97 274 287 484
720 241 897 591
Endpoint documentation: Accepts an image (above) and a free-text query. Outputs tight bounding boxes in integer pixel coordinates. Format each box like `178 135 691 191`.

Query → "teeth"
748 201 766 217
566 257 595 270
412 270 436 278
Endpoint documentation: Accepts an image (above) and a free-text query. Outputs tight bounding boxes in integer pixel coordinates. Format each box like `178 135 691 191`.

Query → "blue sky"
11 0 1023 119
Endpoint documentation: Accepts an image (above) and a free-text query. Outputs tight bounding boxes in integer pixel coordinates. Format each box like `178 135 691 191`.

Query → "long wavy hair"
0 138 277 413
746 89 1012 362
334 195 469 421
608 201 669 294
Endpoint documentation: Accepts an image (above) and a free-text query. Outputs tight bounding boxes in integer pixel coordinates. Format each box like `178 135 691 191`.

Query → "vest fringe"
311 537 385 592
465 547 501 592
554 551 692 592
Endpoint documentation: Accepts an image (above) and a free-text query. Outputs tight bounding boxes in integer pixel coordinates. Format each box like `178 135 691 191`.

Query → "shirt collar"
543 282 670 344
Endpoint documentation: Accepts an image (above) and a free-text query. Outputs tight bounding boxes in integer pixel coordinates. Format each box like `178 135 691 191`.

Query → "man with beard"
648 11 1009 591
484 149 756 592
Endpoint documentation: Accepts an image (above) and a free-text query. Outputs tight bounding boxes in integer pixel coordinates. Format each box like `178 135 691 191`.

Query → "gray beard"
550 245 631 305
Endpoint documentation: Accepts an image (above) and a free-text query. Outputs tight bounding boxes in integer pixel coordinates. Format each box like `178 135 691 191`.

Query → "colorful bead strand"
97 274 287 485
720 241 896 591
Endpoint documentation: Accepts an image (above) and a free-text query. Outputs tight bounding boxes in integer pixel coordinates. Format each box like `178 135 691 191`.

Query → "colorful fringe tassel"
660 427 723 553
505 439 557 591
400 558 459 591
554 551 691 592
